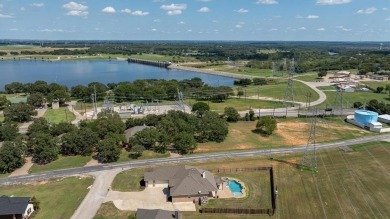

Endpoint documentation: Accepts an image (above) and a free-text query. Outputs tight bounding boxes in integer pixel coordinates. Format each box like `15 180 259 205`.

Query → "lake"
0 60 234 90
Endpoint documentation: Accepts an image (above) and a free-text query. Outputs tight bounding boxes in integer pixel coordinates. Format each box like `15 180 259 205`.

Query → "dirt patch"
275 122 309 146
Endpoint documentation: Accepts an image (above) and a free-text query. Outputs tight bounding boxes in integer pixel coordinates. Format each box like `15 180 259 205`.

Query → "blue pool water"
227 180 243 197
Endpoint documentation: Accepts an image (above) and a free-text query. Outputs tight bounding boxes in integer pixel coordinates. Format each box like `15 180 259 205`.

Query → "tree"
71 85 89 99
173 132 197 154
317 70 327 77
191 102 210 117
376 86 384 94
134 128 159 150
27 118 50 136
0 123 19 141
353 102 364 109
249 109 256 121
46 89 71 105
385 84 390 98
256 116 277 136
96 137 121 163
3 103 37 123
130 144 145 159
0 140 26 173
0 96 11 110
27 92 45 108
4 82 25 94
224 107 240 122
29 133 59 165
61 128 99 156
93 111 126 139
51 122 77 136
197 111 228 143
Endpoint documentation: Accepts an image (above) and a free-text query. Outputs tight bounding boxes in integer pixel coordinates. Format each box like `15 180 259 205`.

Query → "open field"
105 141 390 218
112 168 147 192
195 117 372 153
294 72 323 82
317 91 389 109
0 176 94 219
198 64 275 77
360 81 390 90
131 53 197 62
0 111 4 122
29 155 92 174
194 98 286 113
43 107 76 124
241 80 320 103
74 101 104 112
117 149 169 163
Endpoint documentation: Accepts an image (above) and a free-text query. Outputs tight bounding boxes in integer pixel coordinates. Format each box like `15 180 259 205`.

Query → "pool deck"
217 177 247 199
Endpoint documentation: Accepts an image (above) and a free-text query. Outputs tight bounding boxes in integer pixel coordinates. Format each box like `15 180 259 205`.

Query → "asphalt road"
1 134 389 185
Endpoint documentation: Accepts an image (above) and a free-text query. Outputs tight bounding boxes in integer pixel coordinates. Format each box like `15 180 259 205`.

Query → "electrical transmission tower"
333 89 345 116
283 58 295 116
176 88 186 112
301 109 318 172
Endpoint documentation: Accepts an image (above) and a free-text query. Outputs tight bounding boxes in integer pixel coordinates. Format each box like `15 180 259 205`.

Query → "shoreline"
168 64 253 80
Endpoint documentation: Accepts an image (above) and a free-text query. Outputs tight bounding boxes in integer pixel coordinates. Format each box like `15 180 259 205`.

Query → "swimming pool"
227 179 243 197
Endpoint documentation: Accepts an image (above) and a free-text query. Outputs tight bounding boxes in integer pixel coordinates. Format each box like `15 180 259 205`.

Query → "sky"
0 0 389 41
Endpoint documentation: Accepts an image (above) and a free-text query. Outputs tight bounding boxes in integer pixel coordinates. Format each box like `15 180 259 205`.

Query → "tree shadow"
251 129 271 137
270 157 300 169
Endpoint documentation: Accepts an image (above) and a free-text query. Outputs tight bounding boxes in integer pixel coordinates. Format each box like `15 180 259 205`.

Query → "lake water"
0 60 234 90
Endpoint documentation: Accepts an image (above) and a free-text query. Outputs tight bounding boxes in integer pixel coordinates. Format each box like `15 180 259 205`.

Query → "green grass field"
104 141 390 218
111 168 148 192
360 81 390 90
0 176 94 219
294 72 323 82
195 98 286 113
131 53 197 62
318 90 389 109
94 202 135 219
199 65 275 77
117 149 169 163
43 107 76 124
0 111 4 122
240 80 320 103
29 155 92 174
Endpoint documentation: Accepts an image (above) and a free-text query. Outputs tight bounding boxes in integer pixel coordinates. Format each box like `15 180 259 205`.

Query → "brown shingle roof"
136 209 181 219
144 165 218 196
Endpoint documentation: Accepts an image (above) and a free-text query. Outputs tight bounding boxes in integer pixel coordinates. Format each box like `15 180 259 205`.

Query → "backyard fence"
202 166 277 216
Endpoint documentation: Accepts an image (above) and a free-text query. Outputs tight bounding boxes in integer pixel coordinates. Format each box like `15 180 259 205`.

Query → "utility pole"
283 58 295 117
94 85 98 115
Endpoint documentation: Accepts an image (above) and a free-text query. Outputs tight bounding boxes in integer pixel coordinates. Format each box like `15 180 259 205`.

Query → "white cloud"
383 8 388 11
356 7 377 14
0 13 13 18
121 9 131 14
39 28 65 32
198 7 210 13
20 7 26 11
63 2 88 17
9 28 18 31
295 15 304 19
160 4 187 11
66 10 88 16
153 19 160 22
336 26 352 31
151 28 157 31
307 15 319 19
235 8 248 13
187 29 192 32
269 28 278 31
0 4 3 9
153 0 165 2
256 0 278 4
298 27 306 30
32 3 44 7
316 0 351 5
317 28 326 31
166 10 182 15
199 0 211 2
178 21 185 24
102 7 116 14
235 24 242 28
63 2 88 11
385 18 390 21
132 10 149 16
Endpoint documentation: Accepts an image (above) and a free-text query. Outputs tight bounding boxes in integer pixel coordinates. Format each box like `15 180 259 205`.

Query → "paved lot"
105 187 196 211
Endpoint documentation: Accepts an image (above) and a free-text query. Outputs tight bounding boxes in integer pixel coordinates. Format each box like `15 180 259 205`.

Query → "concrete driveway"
104 187 196 211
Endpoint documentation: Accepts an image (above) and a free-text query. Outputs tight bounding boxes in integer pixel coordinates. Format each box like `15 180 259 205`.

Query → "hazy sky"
0 0 389 41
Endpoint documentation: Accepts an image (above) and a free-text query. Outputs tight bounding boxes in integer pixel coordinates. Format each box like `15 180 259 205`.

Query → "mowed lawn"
201 98 285 113
199 65 275 77
242 80 320 103
0 176 94 219
195 117 371 153
318 91 389 109
43 107 76 124
102 141 390 218
29 155 92 173
117 149 169 163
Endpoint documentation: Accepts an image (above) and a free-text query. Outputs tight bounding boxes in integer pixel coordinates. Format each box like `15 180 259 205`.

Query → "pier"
127 57 171 68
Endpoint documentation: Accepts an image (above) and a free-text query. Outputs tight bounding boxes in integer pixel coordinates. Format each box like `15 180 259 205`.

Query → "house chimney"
202 171 206 178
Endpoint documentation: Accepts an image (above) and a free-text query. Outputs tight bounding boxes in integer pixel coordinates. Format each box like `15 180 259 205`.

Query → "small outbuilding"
378 114 390 124
0 196 35 219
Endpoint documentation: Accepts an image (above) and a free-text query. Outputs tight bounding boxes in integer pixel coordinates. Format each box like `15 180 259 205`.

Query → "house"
378 114 390 124
136 209 181 219
144 165 223 203
337 85 355 92
0 196 34 219
124 125 149 139
369 75 389 81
